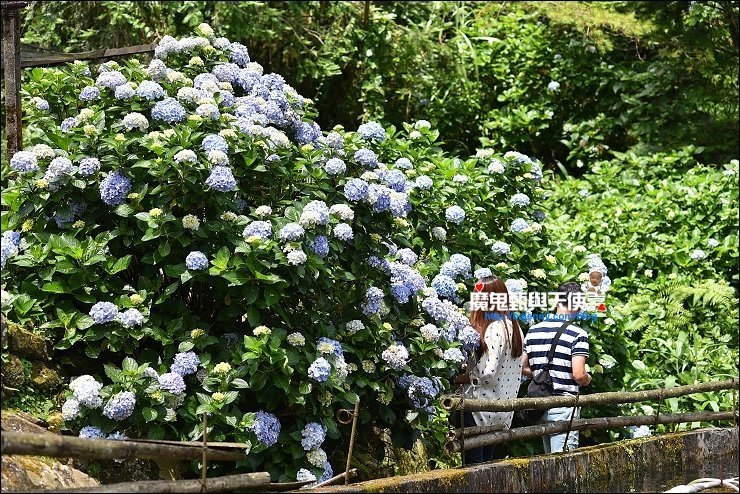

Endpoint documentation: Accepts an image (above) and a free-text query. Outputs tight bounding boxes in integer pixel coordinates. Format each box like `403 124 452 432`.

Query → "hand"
584 373 592 387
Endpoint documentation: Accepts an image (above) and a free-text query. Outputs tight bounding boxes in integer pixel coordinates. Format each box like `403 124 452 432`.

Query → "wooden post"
1 1 26 160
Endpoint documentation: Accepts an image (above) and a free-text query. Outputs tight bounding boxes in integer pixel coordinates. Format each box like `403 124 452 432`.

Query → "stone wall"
314 427 739 493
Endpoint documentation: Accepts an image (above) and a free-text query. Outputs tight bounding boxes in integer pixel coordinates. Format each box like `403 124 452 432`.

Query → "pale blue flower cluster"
61 399 80 420
415 175 433 190
389 262 426 304
421 296 447 322
357 121 386 141
300 422 327 451
445 205 465 224
44 157 74 184
319 462 333 483
382 169 406 192
343 178 369 202
79 426 105 439
510 218 529 233
158 372 186 394
202 134 229 153
362 286 385 316
243 221 272 239
228 42 251 66
317 337 343 357
213 63 241 83
491 241 511 255
333 223 354 241
324 158 346 175
398 375 441 409
152 97 187 123
396 248 418 266
474 267 493 279
186 251 209 270
90 301 119 324
71 375 104 408
205 166 237 192
443 347 465 364
394 157 413 170
308 235 329 257
172 351 200 376
354 148 378 168
690 249 706 260
32 97 50 111
118 308 144 328
302 201 330 226
308 357 331 382
147 59 168 80
61 117 78 133
79 85 100 101
78 157 101 176
9 151 38 174
135 80 165 100
431 274 457 299
510 193 531 207
96 70 127 89
280 222 305 241
99 171 132 206
505 279 527 293
103 391 136 420
458 326 480 352
115 84 135 100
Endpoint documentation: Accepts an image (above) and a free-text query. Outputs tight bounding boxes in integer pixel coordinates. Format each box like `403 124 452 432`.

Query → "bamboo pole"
0 432 246 461
445 410 737 453
12 472 271 493
441 379 739 412
447 423 506 441
311 468 358 489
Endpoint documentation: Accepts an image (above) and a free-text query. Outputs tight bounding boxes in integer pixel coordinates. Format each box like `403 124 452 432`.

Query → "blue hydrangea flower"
354 148 378 168
32 97 50 111
389 192 412 217
53 210 74 228
308 357 331 382
394 157 413 170
212 62 241 83
99 171 131 206
396 248 418 266
71 375 103 408
103 391 136 421
333 223 354 241
361 286 385 316
422 296 447 323
383 169 406 192
431 274 457 299
398 375 441 408
79 426 105 439
547 81 560 91
415 175 433 190
308 235 329 257
323 131 344 150
228 42 251 66
458 326 480 352
196 103 220 120
147 59 168 80
302 201 330 226
690 249 706 260
243 221 272 239
510 218 529 233
319 462 333 483
443 347 466 365
107 431 128 441
96 70 127 89
44 156 74 183
158 372 186 394
448 254 472 278
118 308 144 328
250 410 281 447
474 267 493 279
205 166 237 192
366 255 391 274
343 178 369 202
78 157 101 176
510 193 531 207
186 251 209 270
152 97 187 123
61 399 80 421
294 121 322 145
136 80 166 100
202 134 228 153
367 184 392 213
9 151 38 174
79 85 100 101
114 84 135 100
533 210 546 222
389 262 426 304
296 469 316 483
301 422 327 451
279 222 305 241
324 158 346 176
317 337 343 357
61 117 78 133
172 351 200 376
491 241 511 255
357 121 386 141
90 301 119 324
445 206 465 224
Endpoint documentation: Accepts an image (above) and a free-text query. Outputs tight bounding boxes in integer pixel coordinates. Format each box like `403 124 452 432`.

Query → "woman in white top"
454 275 524 464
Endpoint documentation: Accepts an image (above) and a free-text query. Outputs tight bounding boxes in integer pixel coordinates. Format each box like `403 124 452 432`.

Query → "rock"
29 362 64 391
1 455 99 492
74 458 161 485
0 411 50 435
2 354 26 388
7 322 49 361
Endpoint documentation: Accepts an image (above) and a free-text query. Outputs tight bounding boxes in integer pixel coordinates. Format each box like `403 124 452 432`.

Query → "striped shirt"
523 320 589 395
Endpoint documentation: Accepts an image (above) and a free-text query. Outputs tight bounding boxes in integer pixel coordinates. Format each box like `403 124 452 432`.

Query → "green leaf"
142 407 158 422
76 315 95 330
42 281 67 293
122 357 138 372
107 255 132 274
13 294 35 315
222 270 249 286
104 364 123 383
115 204 135 217
178 341 195 352
231 378 249 389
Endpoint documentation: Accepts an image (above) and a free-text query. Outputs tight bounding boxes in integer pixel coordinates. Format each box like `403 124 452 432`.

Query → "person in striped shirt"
521 281 592 453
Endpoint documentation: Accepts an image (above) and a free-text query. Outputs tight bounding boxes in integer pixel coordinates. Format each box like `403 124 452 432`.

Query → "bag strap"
545 320 572 369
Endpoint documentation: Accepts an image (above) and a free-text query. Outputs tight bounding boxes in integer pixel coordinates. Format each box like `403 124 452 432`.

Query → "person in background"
454 275 524 464
521 281 591 454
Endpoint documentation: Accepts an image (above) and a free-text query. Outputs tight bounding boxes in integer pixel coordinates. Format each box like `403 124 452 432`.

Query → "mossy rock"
1 455 98 491
29 362 64 391
2 353 26 388
7 322 49 361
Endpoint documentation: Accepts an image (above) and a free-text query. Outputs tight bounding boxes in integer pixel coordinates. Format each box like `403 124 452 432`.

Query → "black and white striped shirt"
523 320 589 396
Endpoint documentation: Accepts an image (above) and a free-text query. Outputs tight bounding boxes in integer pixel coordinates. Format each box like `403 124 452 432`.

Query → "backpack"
518 320 572 425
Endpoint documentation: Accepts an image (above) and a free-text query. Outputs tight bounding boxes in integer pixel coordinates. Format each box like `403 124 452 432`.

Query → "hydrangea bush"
2 25 558 480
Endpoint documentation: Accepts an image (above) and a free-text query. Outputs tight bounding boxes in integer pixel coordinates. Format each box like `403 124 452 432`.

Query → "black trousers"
450 411 495 464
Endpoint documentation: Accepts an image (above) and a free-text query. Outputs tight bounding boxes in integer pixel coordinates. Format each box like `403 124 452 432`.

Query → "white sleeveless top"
463 319 524 429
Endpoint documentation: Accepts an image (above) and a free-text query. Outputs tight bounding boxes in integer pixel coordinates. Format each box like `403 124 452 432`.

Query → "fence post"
1 1 26 161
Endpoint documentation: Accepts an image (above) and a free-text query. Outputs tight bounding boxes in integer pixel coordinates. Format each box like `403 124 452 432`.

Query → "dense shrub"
1 25 566 480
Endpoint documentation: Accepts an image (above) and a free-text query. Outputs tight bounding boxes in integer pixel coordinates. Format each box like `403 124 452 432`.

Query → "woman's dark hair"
468 276 522 358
